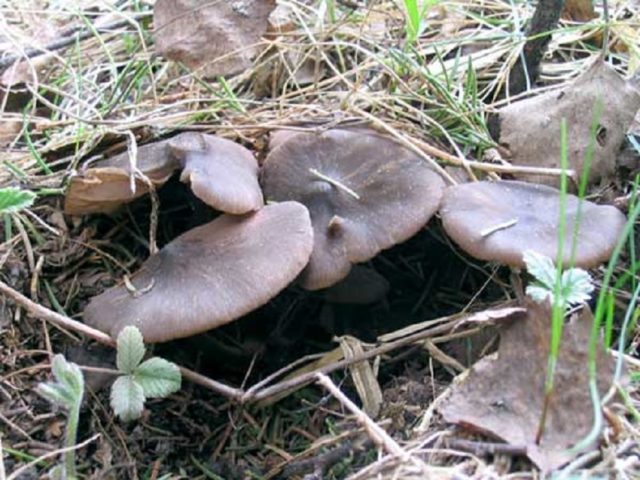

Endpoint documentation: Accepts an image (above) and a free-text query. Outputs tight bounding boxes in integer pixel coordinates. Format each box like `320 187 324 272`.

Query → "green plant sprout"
524 250 594 308
37 355 85 480
402 0 439 46
111 326 182 422
36 327 181 477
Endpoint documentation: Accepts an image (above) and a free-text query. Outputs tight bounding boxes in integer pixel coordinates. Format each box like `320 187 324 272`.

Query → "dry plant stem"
445 438 527 456
0 13 151 70
507 0 565 96
315 372 411 461
0 279 243 401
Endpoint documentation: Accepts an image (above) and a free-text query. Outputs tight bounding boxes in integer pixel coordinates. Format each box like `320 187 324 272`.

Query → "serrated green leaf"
561 268 594 305
110 375 145 422
523 250 556 289
526 283 553 304
116 326 146 374
134 357 181 398
0 187 36 213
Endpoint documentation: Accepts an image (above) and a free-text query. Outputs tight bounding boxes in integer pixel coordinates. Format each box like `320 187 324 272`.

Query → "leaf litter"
492 58 640 187
440 299 618 472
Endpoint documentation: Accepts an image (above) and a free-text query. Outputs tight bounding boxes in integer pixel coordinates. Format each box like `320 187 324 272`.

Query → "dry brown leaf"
440 299 617 472
153 0 277 78
561 0 597 22
64 140 177 215
0 119 21 147
494 59 640 187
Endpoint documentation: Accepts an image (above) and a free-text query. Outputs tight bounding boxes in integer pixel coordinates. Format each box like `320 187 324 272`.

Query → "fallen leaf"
153 0 277 78
64 140 177 215
493 59 640 187
561 0 597 22
440 299 617 472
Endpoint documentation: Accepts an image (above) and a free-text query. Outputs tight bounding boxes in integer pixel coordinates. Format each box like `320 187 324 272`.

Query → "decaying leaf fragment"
153 0 277 78
493 59 640 187
440 300 617 472
64 141 178 215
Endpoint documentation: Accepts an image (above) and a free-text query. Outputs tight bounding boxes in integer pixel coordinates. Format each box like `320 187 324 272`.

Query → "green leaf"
110 375 145 422
0 187 36 213
134 357 181 398
116 326 146 374
38 354 84 409
523 250 556 289
561 268 594 306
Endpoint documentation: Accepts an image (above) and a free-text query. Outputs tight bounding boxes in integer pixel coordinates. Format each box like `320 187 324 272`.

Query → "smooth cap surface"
169 132 264 214
84 201 314 342
261 127 445 289
440 180 626 268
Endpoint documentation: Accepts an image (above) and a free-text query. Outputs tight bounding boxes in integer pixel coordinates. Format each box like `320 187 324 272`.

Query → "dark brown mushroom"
168 132 263 214
440 180 626 268
322 265 389 305
261 127 445 290
64 141 178 215
84 201 313 342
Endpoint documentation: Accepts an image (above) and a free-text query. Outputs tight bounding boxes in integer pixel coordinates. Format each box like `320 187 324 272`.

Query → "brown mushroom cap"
261 128 445 290
84 201 313 343
168 132 263 214
64 141 178 215
440 180 626 268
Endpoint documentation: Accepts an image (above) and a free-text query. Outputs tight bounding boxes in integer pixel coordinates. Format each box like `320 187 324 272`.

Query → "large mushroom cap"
261 127 445 290
169 132 264 214
64 141 178 215
84 201 313 343
440 180 626 268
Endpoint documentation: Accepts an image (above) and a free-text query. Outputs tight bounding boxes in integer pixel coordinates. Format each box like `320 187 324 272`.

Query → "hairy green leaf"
111 375 145 422
523 250 556 289
38 354 84 409
0 187 36 213
116 326 146 374
134 357 181 398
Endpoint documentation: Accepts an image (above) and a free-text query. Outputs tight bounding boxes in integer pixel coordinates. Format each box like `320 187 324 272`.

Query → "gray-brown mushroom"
440 180 626 268
84 201 313 342
65 132 263 216
168 132 263 214
261 127 445 290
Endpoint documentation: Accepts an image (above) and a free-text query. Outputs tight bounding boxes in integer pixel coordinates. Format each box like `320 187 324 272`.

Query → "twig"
0 279 243 401
309 168 360 199
0 13 151 70
315 372 411 461
445 438 527 457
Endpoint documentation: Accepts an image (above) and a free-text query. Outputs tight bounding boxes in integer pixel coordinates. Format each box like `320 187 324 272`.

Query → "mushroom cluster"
73 128 446 342
72 123 628 344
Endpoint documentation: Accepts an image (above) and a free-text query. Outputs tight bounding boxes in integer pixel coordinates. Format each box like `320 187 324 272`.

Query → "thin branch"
0 279 243 401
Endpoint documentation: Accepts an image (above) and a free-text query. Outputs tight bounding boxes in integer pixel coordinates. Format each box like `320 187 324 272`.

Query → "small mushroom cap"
64 141 178 215
169 132 264 214
440 180 626 268
261 128 445 290
84 201 313 343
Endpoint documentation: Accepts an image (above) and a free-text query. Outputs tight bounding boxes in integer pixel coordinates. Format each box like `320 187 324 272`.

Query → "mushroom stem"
309 168 360 200
480 218 519 238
